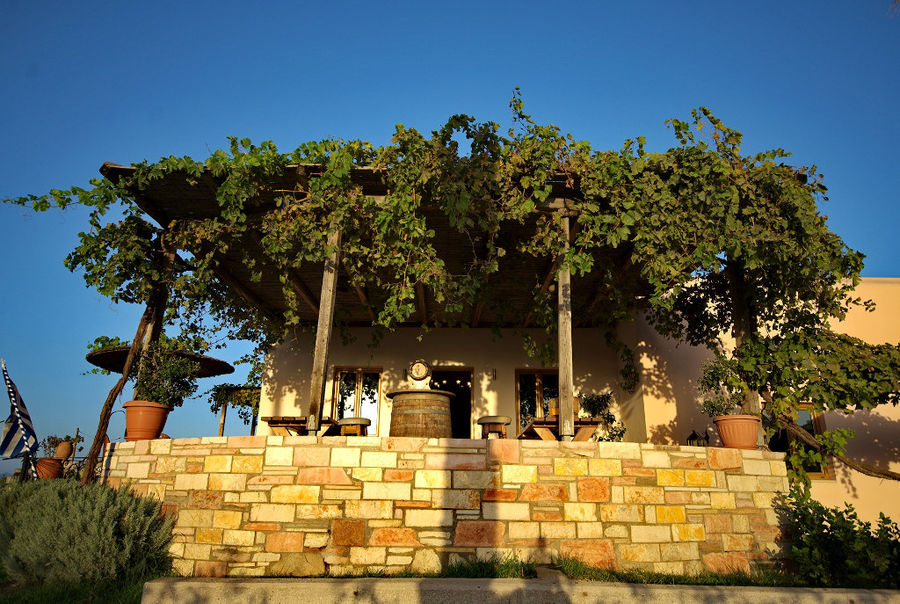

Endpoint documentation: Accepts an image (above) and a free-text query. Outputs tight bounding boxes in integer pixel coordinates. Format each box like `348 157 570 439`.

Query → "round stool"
477 415 511 439
338 417 371 437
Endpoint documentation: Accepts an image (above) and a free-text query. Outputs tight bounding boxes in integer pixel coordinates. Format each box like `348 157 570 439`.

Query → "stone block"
454 521 505 546
405 509 454 526
332 519 366 546
267 552 325 577
172 559 193 577
266 531 306 552
631 525 671 543
540 522 576 539
177 509 214 528
723 533 755 551
305 532 329 549
350 547 386 565
416 470 452 488
384 469 414 481
150 439 172 455
126 462 150 479
295 468 352 485
726 475 759 492
554 458 588 476
654 561 685 574
345 500 393 519
294 447 331 466
174 473 209 491
433 489 480 509
502 464 538 483
707 448 742 470
709 492 736 509
596 442 641 459
488 439 519 464
352 467 383 482
660 542 699 561
195 528 222 544
623 486 664 504
599 504 643 523
484 489 518 501
203 455 232 473
322 488 361 500
641 451 671 468
250 503 295 522
208 474 247 491
621 543 661 562
265 447 294 466
296 504 342 519
656 506 687 524
212 510 243 529
482 502 530 521
331 448 361 467
383 437 427 452
702 552 750 573
155 456 185 474
742 459 772 475
270 485 320 504
182 543 212 560
231 455 263 473
684 470 716 488
656 469 685 487
453 470 497 489
560 539 615 568
189 490 223 509
223 530 256 546
564 502 597 522
194 560 226 577
509 522 539 539
520 483 567 501
362 482 411 501
588 459 622 476
577 477 611 502
369 528 421 546
361 451 398 468
425 454 485 470
672 524 705 542
411 549 442 573
704 514 732 533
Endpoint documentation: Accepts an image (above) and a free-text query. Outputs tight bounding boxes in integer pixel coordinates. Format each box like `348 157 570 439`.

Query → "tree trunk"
217 404 227 437
725 259 761 416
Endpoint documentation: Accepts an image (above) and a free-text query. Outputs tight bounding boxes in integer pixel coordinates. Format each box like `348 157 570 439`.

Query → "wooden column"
217 404 227 437
307 226 342 431
557 215 575 440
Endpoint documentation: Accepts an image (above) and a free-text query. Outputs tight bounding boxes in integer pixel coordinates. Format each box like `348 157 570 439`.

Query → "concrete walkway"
142 574 900 603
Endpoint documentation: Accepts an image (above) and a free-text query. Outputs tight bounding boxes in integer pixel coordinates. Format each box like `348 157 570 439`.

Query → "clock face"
408 360 431 381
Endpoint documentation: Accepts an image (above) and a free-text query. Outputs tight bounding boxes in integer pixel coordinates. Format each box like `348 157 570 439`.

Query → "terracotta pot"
713 414 761 449
54 440 74 460
35 458 63 479
123 400 171 441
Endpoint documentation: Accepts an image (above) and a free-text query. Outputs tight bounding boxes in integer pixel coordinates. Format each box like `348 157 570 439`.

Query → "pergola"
100 162 642 439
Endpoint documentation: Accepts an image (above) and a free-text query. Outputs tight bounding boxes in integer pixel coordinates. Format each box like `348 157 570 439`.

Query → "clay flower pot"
54 440 74 460
35 458 63 479
713 414 761 449
123 400 171 441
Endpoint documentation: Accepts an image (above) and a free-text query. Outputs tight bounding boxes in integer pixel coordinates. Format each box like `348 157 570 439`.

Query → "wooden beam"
307 226 342 431
522 259 558 328
354 283 377 323
288 270 320 315
557 215 575 440
211 261 282 323
415 283 428 324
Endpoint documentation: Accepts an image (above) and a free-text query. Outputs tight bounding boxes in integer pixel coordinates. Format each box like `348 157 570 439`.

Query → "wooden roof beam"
522 259 558 328
354 283 377 323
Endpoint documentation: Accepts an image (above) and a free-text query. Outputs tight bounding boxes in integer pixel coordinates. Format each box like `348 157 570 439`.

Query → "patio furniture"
517 417 606 441
338 417 371 436
261 416 308 436
477 415 511 439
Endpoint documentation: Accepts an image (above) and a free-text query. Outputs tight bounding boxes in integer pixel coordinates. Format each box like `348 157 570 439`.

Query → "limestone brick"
203 455 232 473
350 547 386 566
540 522 576 539
296 504 342 519
577 477 611 502
150 440 172 455
656 506 687 524
352 467 383 482
672 524 705 542
231 455 263 473
502 464 538 483
347 436 381 447
660 542 699 561
487 439 519 464
560 539 615 568
177 509 214 528
386 555 414 566
266 532 306 552
482 502 530 521
631 525 671 543
454 521 505 546
345 500 393 519
433 489 480 509
384 469 414 481
621 543 661 562
305 532 329 548
294 447 331 466
195 528 222 544
212 510 243 529
331 448 362 467
564 502 598 522
332 519 366 545
596 442 641 459
182 543 212 560
707 448 742 470
425 454 485 470
155 456 185 473
723 533 755 551
726 475 759 492
250 503 295 522
369 528 421 546
362 482 411 501
605 524 629 538
271 485 320 504
709 492 736 509
296 468 353 485
223 530 256 546
172 560 194 576
509 521 540 539
599 504 643 523
416 469 452 488
641 451 671 468
208 474 247 491
654 561 685 574
239 492 268 503
322 488 361 500
656 469 685 487
453 470 497 489
264 447 294 466
520 483 567 501
703 552 750 573
742 459 772 475
684 470 716 488
588 458 622 476
623 486 665 504
361 451 398 468
125 462 149 479
554 458 588 476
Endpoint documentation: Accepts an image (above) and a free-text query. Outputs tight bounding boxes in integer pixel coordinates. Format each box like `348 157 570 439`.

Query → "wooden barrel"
387 389 454 438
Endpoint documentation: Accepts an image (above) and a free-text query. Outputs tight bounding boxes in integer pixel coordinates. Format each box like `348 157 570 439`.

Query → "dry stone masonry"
103 436 787 577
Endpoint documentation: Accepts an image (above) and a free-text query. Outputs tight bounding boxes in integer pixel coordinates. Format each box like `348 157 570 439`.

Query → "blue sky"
1 2 898 473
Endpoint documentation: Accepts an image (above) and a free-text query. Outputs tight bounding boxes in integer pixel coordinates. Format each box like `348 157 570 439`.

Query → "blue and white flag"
1 361 39 460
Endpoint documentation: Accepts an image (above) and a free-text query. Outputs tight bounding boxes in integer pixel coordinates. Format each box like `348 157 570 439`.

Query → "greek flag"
1 361 39 460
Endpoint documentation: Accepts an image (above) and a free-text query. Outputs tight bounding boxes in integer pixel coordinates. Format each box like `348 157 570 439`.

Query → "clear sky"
1 2 898 474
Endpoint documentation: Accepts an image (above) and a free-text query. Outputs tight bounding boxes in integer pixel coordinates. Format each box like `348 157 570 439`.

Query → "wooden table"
261 416 338 436
517 418 606 441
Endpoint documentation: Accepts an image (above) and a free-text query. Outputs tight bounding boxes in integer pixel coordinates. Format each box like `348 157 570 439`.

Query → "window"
769 404 834 480
515 369 558 431
331 368 382 435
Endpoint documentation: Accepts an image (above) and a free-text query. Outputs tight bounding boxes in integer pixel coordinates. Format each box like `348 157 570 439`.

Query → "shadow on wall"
262 336 312 417
827 410 900 500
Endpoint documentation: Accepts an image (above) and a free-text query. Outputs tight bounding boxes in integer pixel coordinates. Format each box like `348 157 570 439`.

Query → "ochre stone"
266 532 306 552
267 552 325 577
533 510 563 521
295 467 352 485
195 528 223 544
656 469 685 486
484 489 518 501
294 447 331 466
723 533 754 551
560 539 615 569
708 448 742 470
271 485 320 503
189 490 224 509
656 506 687 524
520 483 567 502
672 524 706 542
704 514 732 533
244 522 280 531
384 469 414 481
623 486 664 504
620 543 661 562
702 552 750 573
672 457 707 469
577 477 611 502
664 491 693 504
332 519 366 546
588 459 622 476
453 521 505 546
684 470 716 487
194 560 226 577
487 440 520 464
554 458 588 476
369 528 421 546
232 455 263 473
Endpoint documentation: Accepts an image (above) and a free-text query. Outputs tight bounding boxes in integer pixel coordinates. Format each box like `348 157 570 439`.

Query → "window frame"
514 368 559 433
330 366 383 435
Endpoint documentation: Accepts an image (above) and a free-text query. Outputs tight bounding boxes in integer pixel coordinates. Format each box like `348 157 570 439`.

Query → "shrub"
777 489 900 589
0 479 173 586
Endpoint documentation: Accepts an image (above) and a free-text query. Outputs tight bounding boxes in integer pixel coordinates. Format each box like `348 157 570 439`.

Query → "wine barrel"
387 389 455 438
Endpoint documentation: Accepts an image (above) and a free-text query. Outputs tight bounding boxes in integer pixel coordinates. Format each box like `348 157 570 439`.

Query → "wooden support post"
307 226 342 431
415 283 428 324
217 403 227 437
557 215 575 440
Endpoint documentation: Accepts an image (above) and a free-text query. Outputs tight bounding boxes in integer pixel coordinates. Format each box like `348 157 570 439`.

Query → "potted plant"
33 432 85 479
698 357 760 449
124 344 200 441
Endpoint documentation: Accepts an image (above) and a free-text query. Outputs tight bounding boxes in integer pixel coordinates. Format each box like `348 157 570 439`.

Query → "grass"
0 572 161 604
553 556 802 587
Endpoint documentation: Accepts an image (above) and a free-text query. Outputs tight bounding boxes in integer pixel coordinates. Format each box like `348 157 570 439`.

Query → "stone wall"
104 436 787 577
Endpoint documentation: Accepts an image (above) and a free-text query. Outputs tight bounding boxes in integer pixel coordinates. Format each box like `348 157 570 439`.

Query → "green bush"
777 489 900 588
0 479 173 586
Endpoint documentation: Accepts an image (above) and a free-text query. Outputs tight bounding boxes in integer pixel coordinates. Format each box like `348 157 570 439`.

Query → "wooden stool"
477 415 511 439
338 417 371 437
